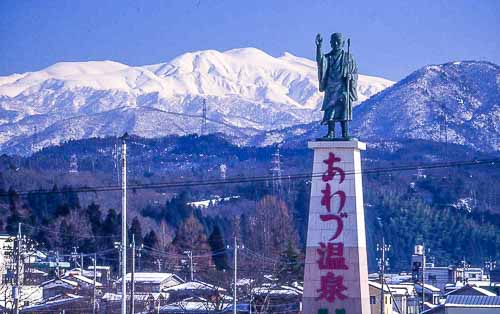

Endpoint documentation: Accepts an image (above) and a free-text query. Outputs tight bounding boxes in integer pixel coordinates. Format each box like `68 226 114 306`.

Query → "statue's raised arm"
315 34 323 63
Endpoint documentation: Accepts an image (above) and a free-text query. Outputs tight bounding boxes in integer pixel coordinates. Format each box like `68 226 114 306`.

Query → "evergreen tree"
144 230 158 248
6 188 22 234
102 208 120 236
58 219 76 251
86 202 102 235
208 225 229 271
129 216 143 245
277 240 303 284
163 192 192 228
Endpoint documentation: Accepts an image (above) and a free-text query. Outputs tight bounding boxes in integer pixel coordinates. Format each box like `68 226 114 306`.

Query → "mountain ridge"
249 60 499 152
0 48 393 155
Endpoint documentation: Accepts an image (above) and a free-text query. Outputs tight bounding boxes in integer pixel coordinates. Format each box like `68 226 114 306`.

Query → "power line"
1 158 497 197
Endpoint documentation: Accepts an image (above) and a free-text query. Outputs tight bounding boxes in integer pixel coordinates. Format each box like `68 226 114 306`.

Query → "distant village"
1 232 499 313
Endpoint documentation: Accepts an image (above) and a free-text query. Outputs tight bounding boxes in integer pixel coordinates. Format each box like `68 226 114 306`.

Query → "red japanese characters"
316 152 349 304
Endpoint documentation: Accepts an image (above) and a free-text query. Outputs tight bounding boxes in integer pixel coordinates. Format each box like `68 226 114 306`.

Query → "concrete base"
302 141 370 314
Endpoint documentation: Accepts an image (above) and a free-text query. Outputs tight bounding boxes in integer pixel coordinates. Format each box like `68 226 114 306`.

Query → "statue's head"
330 33 344 51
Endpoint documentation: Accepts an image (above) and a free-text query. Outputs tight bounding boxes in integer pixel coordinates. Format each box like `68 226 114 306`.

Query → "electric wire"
1 157 497 197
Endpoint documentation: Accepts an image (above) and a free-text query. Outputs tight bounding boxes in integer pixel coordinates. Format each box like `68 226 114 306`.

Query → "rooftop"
445 285 496 297
122 272 181 284
165 280 226 292
446 295 500 307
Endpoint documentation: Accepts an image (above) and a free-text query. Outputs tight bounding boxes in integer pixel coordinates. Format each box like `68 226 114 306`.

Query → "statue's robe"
318 50 358 124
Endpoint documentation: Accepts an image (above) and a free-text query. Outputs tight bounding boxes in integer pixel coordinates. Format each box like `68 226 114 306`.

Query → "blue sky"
0 0 498 80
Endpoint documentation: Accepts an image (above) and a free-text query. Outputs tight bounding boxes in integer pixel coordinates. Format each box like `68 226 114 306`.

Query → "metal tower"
220 164 227 180
32 126 37 154
201 98 207 136
270 146 283 196
69 154 79 174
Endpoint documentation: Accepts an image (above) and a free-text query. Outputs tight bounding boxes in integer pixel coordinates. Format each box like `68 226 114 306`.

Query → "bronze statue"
316 32 358 140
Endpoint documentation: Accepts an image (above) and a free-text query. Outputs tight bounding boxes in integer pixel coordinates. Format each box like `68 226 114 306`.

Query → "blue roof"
446 295 500 306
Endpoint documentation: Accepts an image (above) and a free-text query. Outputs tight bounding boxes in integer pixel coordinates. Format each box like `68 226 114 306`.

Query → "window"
370 296 376 304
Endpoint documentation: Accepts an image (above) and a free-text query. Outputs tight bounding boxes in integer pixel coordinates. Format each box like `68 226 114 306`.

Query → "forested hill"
0 134 498 272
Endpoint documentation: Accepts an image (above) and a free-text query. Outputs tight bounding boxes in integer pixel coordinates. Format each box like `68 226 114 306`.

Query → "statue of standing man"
316 32 358 140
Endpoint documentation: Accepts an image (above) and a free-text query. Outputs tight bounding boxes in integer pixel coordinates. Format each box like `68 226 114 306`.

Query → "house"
251 284 302 313
368 281 399 314
397 283 441 306
385 282 440 314
23 268 48 285
41 273 102 299
87 265 112 287
100 292 168 313
424 266 458 293
422 295 500 314
444 284 496 297
159 296 234 313
459 267 485 283
388 284 420 314
118 272 184 293
19 293 91 314
164 280 228 303
0 284 43 311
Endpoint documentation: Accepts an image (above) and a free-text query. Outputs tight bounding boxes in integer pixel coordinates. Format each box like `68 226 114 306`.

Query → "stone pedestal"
302 141 370 314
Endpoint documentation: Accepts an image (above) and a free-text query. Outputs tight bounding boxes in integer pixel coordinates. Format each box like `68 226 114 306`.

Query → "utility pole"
14 223 21 314
460 256 469 284
233 237 238 314
184 250 194 281
137 244 144 272
421 244 427 313
121 133 128 314
130 235 136 314
155 259 162 272
114 241 122 282
56 251 60 278
92 253 97 314
80 252 84 274
377 237 390 314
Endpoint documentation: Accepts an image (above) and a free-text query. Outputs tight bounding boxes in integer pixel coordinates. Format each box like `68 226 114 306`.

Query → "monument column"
303 140 370 314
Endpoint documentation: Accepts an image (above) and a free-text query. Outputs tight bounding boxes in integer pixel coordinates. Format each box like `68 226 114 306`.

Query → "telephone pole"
377 237 390 314
130 235 136 314
184 250 194 281
121 133 128 314
80 252 84 274
92 253 97 314
154 259 162 272
137 244 144 272
233 237 238 314
55 251 60 278
14 223 22 314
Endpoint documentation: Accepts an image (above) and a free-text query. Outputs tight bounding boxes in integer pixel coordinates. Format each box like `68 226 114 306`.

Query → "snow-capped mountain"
0 48 393 154
251 61 500 152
